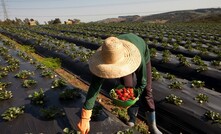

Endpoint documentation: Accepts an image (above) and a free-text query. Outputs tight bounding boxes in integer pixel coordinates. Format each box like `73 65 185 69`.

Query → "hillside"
97 8 221 23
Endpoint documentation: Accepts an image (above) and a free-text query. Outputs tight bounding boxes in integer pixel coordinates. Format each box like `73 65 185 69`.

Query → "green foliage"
204 111 221 124
19 45 35 53
211 60 221 66
15 70 34 79
36 63 47 70
191 80 205 88
41 70 56 78
191 55 207 66
92 105 103 117
195 93 209 104
162 50 171 63
0 71 8 79
176 54 191 67
40 106 65 119
28 88 45 105
150 48 157 58
165 94 183 106
41 57 61 69
116 129 134 134
17 51 32 61
134 121 149 134
63 128 78 134
151 67 161 81
22 79 37 88
164 73 176 80
0 82 11 90
196 65 208 72
169 81 183 89
1 106 25 121
111 107 129 122
59 88 81 100
0 90 13 100
51 79 67 89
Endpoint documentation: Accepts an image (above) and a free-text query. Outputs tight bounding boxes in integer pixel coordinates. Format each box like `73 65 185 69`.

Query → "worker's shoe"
127 106 138 127
146 111 162 134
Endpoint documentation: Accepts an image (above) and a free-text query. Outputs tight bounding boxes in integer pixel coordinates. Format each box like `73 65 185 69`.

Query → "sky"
0 0 221 24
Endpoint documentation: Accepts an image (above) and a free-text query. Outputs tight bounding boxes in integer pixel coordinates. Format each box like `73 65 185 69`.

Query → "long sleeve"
146 61 152 92
83 74 104 110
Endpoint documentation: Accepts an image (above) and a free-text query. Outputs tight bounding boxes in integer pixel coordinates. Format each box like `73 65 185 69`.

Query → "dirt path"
54 68 114 112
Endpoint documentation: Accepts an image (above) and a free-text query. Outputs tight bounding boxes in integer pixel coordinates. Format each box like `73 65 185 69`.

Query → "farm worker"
77 33 162 134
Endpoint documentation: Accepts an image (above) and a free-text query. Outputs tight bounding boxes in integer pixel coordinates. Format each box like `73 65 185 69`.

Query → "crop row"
25 25 221 61
0 37 136 134
1 25 220 91
1 25 221 133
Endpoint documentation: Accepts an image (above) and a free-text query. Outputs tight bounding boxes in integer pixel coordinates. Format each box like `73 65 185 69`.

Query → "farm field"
0 35 139 134
0 22 221 134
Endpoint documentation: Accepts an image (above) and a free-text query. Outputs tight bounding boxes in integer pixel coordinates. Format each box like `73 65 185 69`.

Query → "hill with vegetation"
97 8 221 23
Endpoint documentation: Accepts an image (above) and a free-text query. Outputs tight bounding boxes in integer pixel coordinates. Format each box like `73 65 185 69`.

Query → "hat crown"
102 37 124 64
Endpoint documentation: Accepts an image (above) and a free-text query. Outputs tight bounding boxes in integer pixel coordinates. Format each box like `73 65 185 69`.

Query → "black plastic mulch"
1 31 221 134
0 41 135 134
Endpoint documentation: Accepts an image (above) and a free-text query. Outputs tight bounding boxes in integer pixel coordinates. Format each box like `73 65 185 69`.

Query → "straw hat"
88 37 141 78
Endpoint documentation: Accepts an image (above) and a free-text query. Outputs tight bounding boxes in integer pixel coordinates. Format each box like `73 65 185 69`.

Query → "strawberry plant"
133 121 149 134
211 60 221 66
191 55 207 66
15 70 34 79
40 106 65 119
59 88 81 100
0 82 11 90
1 106 25 121
191 80 205 88
187 45 194 51
172 43 179 50
63 128 77 134
36 63 47 70
116 129 134 134
41 70 56 78
165 94 183 106
0 90 13 100
92 105 103 119
28 88 45 105
22 79 37 88
29 58 37 64
151 67 161 81
51 79 67 89
17 51 31 61
164 73 176 80
0 71 8 79
111 107 129 122
195 93 208 104
176 54 191 67
169 81 183 89
162 50 171 63
196 65 208 72
204 111 221 124
150 48 157 58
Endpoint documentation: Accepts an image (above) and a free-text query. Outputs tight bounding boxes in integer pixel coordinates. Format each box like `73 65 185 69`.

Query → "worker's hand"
77 108 92 134
77 118 90 134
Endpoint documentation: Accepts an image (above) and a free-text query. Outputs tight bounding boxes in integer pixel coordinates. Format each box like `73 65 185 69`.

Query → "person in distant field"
77 33 162 134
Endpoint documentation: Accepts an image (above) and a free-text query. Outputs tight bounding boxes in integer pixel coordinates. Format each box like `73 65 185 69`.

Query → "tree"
53 18 61 24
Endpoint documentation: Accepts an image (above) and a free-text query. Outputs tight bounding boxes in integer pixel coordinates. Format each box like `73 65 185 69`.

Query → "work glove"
77 108 92 134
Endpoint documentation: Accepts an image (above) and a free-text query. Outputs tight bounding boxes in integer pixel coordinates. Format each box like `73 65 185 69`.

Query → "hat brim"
88 39 141 78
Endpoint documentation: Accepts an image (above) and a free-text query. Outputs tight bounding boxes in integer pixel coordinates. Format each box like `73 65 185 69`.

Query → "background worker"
77 33 162 134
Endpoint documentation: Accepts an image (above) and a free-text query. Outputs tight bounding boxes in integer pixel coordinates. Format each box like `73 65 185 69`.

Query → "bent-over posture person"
77 33 162 134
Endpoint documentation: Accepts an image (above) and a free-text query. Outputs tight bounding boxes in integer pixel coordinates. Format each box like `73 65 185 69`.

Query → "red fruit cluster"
115 87 136 101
